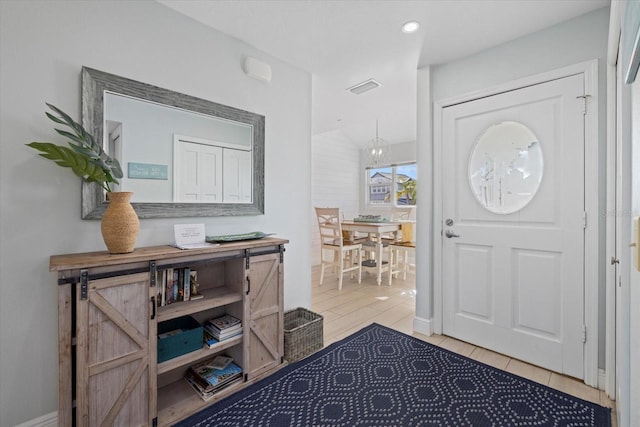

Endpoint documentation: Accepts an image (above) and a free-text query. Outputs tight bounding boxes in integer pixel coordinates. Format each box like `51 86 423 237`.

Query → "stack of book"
156 267 203 306
184 355 242 400
205 314 243 341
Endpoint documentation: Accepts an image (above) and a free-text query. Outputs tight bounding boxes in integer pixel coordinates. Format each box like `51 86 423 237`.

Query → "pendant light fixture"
366 120 390 166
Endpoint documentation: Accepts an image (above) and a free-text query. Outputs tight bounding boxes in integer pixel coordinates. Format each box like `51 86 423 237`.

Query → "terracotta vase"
101 192 139 254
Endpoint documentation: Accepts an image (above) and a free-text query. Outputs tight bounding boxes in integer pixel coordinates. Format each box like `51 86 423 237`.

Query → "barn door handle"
150 296 156 319
445 230 460 238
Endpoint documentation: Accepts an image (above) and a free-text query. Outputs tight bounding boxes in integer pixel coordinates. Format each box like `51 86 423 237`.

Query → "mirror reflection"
104 92 252 204
81 66 264 219
468 121 543 214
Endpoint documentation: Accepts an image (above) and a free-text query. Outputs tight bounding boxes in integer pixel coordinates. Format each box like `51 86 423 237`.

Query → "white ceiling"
157 0 609 147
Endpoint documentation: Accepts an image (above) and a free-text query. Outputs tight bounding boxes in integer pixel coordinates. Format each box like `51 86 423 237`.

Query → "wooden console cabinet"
51 237 288 426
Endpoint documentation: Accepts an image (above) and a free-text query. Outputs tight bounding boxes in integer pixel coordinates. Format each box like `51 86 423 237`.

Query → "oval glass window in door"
468 121 543 214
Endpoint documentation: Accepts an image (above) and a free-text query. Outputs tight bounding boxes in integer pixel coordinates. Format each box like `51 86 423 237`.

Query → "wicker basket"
284 308 323 362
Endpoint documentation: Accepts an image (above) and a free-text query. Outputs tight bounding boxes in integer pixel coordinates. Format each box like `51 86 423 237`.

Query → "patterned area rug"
176 323 610 427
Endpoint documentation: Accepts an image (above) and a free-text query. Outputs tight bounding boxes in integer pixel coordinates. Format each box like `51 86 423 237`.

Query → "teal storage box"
158 316 203 363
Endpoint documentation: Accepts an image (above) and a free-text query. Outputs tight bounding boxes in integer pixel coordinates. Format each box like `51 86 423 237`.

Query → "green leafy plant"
396 179 416 205
26 103 123 192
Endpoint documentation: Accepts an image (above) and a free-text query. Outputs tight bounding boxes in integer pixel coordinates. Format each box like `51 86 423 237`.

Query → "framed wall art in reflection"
128 163 168 180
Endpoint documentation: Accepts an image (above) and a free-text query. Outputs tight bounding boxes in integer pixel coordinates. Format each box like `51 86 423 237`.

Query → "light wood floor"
310 265 617 426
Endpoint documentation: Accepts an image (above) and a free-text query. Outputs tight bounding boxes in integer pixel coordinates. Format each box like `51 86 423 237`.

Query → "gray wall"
0 1 311 425
417 7 609 366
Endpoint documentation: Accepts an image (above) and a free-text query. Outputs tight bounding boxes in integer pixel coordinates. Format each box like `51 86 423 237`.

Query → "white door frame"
604 0 621 398
433 59 600 387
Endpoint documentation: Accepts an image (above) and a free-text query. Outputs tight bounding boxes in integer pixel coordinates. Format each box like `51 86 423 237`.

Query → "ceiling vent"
346 79 382 95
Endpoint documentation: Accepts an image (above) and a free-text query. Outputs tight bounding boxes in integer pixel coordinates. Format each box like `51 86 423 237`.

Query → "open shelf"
157 374 245 426
157 335 243 375
157 287 243 322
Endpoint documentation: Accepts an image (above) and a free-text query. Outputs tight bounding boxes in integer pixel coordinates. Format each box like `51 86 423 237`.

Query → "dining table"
341 220 402 285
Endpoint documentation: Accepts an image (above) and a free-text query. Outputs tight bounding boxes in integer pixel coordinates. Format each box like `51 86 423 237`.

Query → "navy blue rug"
176 323 611 426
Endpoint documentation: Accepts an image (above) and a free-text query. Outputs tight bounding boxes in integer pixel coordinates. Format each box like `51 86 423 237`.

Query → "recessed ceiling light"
402 21 420 34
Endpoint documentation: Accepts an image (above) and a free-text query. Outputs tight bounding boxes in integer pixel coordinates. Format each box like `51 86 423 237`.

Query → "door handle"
445 230 460 238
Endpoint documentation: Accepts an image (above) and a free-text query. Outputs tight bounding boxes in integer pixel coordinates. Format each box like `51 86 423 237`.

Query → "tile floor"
310 265 617 426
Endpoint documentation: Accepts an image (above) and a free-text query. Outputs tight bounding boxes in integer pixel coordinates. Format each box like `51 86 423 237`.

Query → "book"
205 314 243 341
178 269 184 302
184 372 218 400
204 322 243 335
207 314 242 331
160 270 167 306
204 325 243 341
203 330 219 348
165 268 174 304
173 268 179 302
184 371 242 401
183 267 191 301
208 355 233 370
188 359 243 393
189 269 204 300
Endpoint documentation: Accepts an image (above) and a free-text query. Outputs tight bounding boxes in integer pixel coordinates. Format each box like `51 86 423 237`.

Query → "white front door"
441 74 586 379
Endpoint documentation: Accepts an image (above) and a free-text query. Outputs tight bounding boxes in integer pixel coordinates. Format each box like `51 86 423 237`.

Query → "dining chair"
389 241 416 281
315 207 362 290
391 206 412 221
388 207 415 283
379 207 413 244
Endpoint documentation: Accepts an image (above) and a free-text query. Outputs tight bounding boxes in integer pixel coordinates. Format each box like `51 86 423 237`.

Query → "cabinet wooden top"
50 237 289 271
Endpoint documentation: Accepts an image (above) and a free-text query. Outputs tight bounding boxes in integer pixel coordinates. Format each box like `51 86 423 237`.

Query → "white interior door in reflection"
174 140 223 202
468 121 543 214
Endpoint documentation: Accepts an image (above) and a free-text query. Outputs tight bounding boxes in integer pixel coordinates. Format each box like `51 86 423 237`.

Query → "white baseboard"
598 368 607 391
413 316 433 336
14 411 57 427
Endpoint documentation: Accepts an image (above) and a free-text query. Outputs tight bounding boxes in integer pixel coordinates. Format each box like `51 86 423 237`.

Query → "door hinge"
576 94 591 115
582 325 587 343
80 269 88 300
583 211 588 229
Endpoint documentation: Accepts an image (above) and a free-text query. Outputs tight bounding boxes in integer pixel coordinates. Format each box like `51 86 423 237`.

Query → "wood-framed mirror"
81 66 264 219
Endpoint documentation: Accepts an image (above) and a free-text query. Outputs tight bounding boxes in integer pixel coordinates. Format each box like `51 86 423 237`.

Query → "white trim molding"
433 60 601 387
582 58 600 388
605 60 618 399
14 411 57 427
599 368 608 391
604 0 622 400
413 316 433 336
